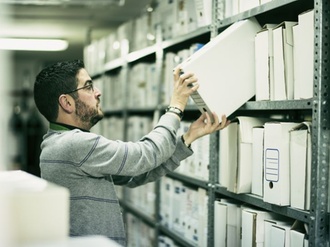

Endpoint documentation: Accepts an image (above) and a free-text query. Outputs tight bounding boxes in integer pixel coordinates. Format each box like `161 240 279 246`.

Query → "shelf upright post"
309 0 330 246
154 23 164 247
120 38 130 142
119 38 132 221
207 1 221 247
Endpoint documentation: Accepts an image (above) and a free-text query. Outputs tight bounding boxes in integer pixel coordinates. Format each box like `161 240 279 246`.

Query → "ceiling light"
0 38 68 51
0 0 125 6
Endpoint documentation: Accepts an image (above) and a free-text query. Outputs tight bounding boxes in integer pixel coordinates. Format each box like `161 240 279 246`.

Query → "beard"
74 98 104 129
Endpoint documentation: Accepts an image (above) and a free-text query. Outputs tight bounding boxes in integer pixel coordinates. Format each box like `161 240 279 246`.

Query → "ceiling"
0 0 152 63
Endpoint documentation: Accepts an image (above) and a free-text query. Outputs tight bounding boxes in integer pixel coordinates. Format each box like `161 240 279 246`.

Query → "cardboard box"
255 24 277 101
214 200 227 247
252 126 264 197
269 223 292 247
224 0 239 18
227 117 268 194
289 122 312 210
194 0 212 27
289 220 308 247
272 21 297 100
215 199 241 247
241 207 275 247
180 17 262 122
264 217 295 247
263 122 298 206
239 0 260 12
293 9 314 99
0 170 69 247
219 121 238 188
21 236 122 247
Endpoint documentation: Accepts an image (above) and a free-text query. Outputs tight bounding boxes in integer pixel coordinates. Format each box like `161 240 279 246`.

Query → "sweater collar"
49 122 90 132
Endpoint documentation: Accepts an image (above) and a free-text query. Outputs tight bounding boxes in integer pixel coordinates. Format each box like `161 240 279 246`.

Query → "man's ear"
58 94 74 113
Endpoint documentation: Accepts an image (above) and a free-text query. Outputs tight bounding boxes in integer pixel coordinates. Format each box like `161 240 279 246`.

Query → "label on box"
265 148 279 182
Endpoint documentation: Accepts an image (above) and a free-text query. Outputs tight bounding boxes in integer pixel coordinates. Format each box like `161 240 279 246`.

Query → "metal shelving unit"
309 0 330 245
92 0 329 245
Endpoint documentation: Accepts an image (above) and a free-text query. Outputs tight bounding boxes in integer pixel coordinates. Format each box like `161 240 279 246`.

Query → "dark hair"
34 60 85 122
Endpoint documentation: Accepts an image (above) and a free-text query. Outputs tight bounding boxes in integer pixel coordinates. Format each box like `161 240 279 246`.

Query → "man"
34 60 229 246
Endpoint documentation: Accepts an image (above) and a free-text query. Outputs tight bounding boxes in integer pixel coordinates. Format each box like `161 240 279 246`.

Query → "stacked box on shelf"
131 13 156 52
105 32 121 63
151 0 212 41
116 20 134 55
127 63 159 109
126 213 155 247
105 71 125 110
99 75 111 111
255 9 314 101
128 63 149 108
162 52 177 105
100 117 125 141
173 0 198 36
160 176 208 246
194 0 213 27
219 117 268 194
218 117 312 209
214 199 309 247
214 198 241 247
176 121 209 181
223 0 273 18
151 0 175 41
158 235 181 247
83 37 107 76
125 183 156 219
126 116 153 142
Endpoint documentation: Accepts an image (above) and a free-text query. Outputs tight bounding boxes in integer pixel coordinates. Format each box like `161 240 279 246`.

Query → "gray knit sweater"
39 113 193 246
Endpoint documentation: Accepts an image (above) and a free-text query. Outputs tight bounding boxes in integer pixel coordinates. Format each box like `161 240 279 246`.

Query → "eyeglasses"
64 80 94 94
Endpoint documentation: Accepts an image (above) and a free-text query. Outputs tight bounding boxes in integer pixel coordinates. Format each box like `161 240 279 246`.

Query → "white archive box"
0 170 69 247
263 122 299 206
21 236 122 247
272 21 297 100
241 207 276 247
255 24 277 101
180 17 262 123
293 9 314 99
289 220 309 247
252 126 265 197
214 199 241 247
269 223 292 247
289 122 312 210
226 117 268 194
264 217 294 247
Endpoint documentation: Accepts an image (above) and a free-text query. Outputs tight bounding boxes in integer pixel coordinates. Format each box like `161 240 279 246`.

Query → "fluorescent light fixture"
0 38 68 51
1 0 125 6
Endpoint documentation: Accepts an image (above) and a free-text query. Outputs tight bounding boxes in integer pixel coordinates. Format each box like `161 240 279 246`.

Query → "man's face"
74 68 104 129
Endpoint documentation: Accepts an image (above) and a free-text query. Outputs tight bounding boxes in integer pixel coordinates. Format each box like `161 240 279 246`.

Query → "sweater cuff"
157 113 181 131
173 135 194 161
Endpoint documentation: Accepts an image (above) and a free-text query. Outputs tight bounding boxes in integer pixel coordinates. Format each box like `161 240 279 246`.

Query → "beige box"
241 207 275 247
263 122 298 206
252 126 265 197
181 18 261 122
293 9 314 99
226 117 267 194
272 21 297 100
0 170 69 247
289 122 312 210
